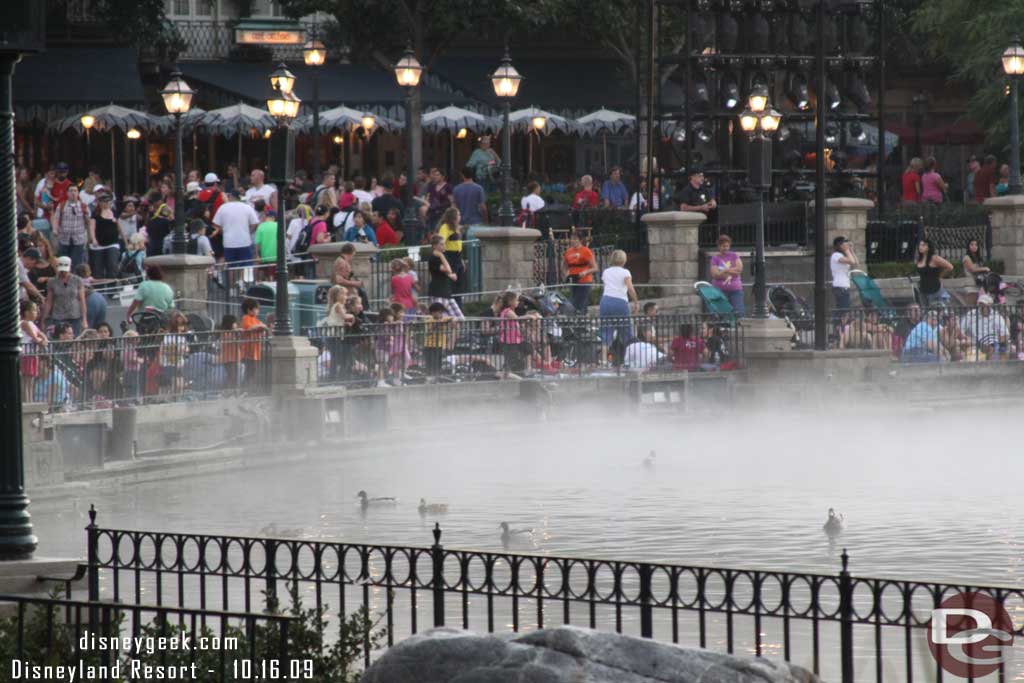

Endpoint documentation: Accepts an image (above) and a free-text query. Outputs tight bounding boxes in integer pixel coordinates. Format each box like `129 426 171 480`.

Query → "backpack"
199 190 220 217
186 235 200 255
330 209 355 241
293 219 321 255
118 250 143 279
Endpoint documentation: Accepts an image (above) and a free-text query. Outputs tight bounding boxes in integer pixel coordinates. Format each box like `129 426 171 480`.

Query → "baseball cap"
94 184 107 193
56 162 69 172
688 165 704 176
186 181 201 194
57 256 72 272
204 172 220 184
833 236 849 248
22 247 41 261
978 293 994 305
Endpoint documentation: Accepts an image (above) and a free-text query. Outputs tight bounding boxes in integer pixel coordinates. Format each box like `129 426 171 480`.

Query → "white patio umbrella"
575 108 636 173
294 105 403 134
507 107 575 176
203 103 277 171
53 104 168 197
422 106 497 175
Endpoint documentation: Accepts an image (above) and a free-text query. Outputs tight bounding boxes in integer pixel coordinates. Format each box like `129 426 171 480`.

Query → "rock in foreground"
362 626 820 683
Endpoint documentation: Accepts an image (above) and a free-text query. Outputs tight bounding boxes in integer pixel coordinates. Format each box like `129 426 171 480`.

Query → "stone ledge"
146 254 215 268
984 195 1024 209
472 227 542 241
309 241 379 258
641 210 706 226
824 197 875 210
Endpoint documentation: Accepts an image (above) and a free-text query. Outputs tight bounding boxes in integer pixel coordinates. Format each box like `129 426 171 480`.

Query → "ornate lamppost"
738 92 782 319
490 48 523 226
393 44 424 239
1003 37 1024 195
303 37 326 181
160 70 196 255
266 63 301 337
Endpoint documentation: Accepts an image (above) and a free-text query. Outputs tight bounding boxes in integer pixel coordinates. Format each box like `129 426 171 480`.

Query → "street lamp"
1003 37 1024 195
393 44 423 240
303 38 326 181
739 97 783 319
81 113 94 166
160 69 196 255
266 68 302 337
490 47 523 226
911 91 928 159
126 128 141 194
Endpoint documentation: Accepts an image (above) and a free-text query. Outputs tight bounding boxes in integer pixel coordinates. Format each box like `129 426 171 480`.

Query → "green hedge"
867 260 1004 279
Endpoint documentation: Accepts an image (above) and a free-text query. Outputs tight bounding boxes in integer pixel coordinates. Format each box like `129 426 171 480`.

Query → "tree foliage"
913 0 1024 146
93 0 186 55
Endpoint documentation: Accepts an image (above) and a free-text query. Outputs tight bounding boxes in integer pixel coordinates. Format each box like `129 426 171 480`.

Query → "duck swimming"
418 499 449 515
823 508 844 537
357 490 397 509
643 450 656 468
499 522 534 546
259 524 305 538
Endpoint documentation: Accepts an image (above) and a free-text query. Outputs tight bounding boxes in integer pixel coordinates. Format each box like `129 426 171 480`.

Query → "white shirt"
118 215 138 239
623 341 665 370
212 201 259 249
521 194 545 212
601 266 631 301
353 189 374 206
243 184 276 208
830 251 851 288
286 217 306 254
333 207 357 231
18 260 29 301
959 311 1010 346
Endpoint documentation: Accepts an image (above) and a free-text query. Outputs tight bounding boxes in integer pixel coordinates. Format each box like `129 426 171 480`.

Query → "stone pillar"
269 335 318 394
145 254 215 314
642 211 702 309
309 242 380 299
474 227 542 295
985 195 1024 276
823 197 872 256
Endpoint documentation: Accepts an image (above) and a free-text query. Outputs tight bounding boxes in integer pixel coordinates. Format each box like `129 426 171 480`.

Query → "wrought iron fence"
865 204 992 264
206 257 316 326
698 202 810 249
0 591 295 683
175 18 321 62
533 239 616 286
83 508 1024 681
20 329 271 411
303 312 743 388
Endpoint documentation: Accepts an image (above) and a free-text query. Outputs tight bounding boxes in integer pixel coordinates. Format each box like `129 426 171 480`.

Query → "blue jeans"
924 289 949 306
833 287 851 310
570 283 592 314
599 296 632 346
224 246 253 265
58 243 86 269
725 289 745 316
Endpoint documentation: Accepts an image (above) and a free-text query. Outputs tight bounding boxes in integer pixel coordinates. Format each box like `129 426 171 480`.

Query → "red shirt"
974 165 996 201
391 272 416 309
376 220 400 246
51 178 72 205
573 189 599 209
901 171 921 202
197 187 226 214
670 336 705 371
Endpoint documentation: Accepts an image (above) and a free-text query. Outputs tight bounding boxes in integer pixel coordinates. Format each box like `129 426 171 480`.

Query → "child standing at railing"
19 299 47 402
390 258 418 318
498 290 523 379
218 315 241 392
239 298 268 388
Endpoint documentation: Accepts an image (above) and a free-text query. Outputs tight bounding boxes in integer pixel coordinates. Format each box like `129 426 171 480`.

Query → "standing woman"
427 234 463 318
437 207 466 296
599 249 639 360
914 238 953 306
709 234 744 316
88 194 123 279
962 238 991 290
563 230 597 313
920 157 948 204
901 157 923 204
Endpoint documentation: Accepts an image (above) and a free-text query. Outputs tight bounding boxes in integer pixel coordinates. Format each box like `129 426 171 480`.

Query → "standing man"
452 166 488 228
212 192 260 264
51 162 72 205
198 172 226 260
51 185 89 267
426 167 453 230
974 155 997 203
243 169 277 212
830 236 858 310
41 256 88 336
466 135 500 190
674 167 717 216
573 175 600 209
964 155 979 204
600 167 629 208
371 174 404 219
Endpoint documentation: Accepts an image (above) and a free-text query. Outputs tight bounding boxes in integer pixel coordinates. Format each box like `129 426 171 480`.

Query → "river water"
29 402 1024 680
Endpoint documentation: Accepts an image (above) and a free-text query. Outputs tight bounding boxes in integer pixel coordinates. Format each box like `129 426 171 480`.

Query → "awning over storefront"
13 47 146 125
179 61 474 121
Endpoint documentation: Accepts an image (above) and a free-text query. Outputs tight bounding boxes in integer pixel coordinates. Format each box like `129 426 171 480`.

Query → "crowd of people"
900 153 1019 205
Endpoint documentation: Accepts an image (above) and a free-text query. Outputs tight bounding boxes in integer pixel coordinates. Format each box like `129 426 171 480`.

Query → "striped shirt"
54 200 88 246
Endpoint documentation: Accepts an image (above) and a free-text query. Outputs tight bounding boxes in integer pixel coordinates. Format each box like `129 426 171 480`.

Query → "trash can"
291 279 326 333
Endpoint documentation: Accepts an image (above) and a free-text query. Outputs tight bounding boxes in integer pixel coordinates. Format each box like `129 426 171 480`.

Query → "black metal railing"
533 240 615 286
865 204 992 264
0 591 294 683
303 312 743 388
206 257 316 326
785 302 1024 361
20 330 271 411
368 241 483 308
698 202 810 249
83 507 1024 681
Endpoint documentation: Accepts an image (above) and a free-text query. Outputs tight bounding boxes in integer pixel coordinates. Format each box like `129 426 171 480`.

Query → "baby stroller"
768 285 813 349
693 282 740 367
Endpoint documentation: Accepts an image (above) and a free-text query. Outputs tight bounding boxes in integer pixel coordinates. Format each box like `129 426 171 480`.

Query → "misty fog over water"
32 403 1024 587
